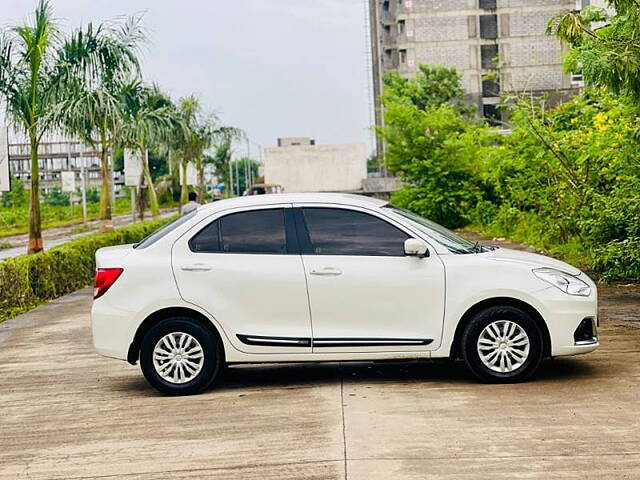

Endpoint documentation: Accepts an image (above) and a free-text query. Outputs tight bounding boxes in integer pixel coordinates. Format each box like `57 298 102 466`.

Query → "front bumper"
533 280 599 357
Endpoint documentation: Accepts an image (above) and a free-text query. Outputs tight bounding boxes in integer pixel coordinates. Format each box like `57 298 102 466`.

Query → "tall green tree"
121 81 174 218
57 17 144 232
379 65 489 227
0 0 114 252
175 96 241 206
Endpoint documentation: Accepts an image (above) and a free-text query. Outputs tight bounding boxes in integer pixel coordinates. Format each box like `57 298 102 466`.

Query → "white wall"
264 144 367 193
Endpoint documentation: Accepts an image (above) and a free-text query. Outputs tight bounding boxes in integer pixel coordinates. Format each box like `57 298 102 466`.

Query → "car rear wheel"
140 318 222 395
461 306 543 383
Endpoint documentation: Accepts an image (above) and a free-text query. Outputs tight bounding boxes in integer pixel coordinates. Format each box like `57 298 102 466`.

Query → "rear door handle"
310 267 342 277
180 264 212 272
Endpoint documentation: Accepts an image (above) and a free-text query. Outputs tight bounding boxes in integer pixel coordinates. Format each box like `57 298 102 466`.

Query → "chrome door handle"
180 264 212 272
310 267 342 277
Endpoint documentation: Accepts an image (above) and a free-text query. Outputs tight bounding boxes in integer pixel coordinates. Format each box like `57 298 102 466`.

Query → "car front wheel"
461 306 543 383
140 318 222 395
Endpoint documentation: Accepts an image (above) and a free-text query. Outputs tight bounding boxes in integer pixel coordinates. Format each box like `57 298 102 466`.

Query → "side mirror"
404 238 429 258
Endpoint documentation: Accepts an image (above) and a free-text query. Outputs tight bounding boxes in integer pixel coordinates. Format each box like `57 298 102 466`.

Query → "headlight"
533 267 591 297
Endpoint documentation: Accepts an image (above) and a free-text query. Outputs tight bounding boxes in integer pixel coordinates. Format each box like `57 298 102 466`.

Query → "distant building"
277 137 316 147
369 0 589 128
264 141 367 193
8 140 123 196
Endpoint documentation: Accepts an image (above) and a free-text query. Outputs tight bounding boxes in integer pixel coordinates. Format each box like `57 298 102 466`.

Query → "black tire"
461 306 544 383
140 317 222 395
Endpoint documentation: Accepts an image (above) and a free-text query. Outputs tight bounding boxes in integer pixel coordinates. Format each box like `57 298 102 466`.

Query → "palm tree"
176 96 242 206
121 81 174 218
57 17 145 232
0 0 130 251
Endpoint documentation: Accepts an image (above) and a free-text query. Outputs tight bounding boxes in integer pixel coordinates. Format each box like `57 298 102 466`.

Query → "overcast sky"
4 0 374 157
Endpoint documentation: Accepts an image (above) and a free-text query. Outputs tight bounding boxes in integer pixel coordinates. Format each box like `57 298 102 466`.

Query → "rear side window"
302 208 409 256
190 208 287 254
135 211 196 249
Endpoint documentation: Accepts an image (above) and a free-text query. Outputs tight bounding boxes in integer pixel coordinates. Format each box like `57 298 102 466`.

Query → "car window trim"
187 206 298 255
293 206 412 258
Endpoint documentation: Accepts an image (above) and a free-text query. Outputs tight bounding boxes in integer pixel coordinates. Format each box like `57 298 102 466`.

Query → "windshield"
384 205 477 254
134 212 196 249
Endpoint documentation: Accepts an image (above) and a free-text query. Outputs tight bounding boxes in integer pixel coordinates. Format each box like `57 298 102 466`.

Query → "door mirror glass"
404 238 429 257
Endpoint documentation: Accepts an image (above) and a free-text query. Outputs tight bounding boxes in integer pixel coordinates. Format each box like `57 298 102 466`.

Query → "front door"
172 206 312 354
295 206 446 353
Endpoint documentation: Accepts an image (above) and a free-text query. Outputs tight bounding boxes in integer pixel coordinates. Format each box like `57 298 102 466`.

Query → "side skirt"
237 334 433 349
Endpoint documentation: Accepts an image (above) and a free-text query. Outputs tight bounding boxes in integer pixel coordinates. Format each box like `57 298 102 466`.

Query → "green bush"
382 71 640 281
0 216 174 322
593 238 640 282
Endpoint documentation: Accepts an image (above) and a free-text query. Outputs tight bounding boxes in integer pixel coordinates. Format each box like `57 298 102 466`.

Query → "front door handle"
180 264 212 272
310 267 342 277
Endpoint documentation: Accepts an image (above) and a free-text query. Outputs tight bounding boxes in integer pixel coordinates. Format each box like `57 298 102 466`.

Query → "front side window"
302 208 409 257
190 208 287 254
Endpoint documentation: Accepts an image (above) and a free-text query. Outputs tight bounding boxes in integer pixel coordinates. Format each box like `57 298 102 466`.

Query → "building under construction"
368 0 594 137
7 140 123 196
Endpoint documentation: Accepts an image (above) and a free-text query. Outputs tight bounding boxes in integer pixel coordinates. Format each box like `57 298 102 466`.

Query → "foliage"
0 1 139 251
379 65 489 227
549 1 640 100
0 197 133 236
382 60 640 280
0 178 28 208
42 187 70 206
230 157 260 195
54 15 145 230
382 65 475 116
206 140 233 194
0 216 174 322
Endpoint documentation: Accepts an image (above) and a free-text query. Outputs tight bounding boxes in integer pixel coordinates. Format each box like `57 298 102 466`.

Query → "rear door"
295 206 446 353
172 205 313 354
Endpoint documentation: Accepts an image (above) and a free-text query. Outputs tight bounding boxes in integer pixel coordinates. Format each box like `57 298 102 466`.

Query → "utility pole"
228 154 234 198
368 0 386 170
79 143 88 225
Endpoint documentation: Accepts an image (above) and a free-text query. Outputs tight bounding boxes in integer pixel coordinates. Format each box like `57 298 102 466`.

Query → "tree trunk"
137 169 145 221
27 134 43 254
142 149 160 217
197 157 205 202
99 147 113 232
180 159 188 212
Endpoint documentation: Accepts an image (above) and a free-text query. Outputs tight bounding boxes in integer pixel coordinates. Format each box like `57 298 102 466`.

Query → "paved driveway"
1 287 639 479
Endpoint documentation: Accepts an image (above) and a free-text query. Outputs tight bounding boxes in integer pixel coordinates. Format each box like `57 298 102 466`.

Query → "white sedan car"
92 193 598 395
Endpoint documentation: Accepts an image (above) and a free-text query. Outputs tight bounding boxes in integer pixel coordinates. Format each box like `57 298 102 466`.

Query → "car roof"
199 193 388 212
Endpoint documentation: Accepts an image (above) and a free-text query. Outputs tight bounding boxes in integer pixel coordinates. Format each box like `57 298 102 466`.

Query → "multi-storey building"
369 0 591 132
7 140 124 196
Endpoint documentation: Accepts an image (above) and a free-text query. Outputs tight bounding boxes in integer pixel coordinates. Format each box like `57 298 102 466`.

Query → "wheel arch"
127 307 225 365
449 297 551 360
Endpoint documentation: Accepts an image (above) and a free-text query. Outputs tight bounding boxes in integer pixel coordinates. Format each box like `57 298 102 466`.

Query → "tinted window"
302 208 409 256
190 218 221 253
135 212 196 249
190 209 287 254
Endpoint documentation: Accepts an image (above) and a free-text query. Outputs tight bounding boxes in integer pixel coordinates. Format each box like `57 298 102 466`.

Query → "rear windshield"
134 212 196 249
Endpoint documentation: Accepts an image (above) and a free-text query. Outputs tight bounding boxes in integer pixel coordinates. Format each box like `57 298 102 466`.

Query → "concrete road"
1 288 639 479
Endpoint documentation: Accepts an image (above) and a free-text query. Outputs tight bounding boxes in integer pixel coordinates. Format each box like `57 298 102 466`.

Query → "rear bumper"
91 300 135 361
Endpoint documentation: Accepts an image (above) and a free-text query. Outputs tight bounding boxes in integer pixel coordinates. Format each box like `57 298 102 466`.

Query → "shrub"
0 216 174 322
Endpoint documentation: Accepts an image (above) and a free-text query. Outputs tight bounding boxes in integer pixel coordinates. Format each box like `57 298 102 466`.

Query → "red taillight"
94 268 124 299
